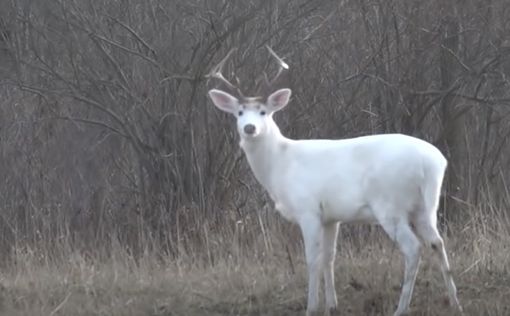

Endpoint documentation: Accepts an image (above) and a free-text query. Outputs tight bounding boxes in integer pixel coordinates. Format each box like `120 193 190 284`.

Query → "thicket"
0 0 509 258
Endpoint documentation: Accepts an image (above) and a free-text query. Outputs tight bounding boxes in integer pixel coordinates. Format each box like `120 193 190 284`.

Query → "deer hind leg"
300 215 324 316
379 217 422 316
322 222 339 315
413 215 462 312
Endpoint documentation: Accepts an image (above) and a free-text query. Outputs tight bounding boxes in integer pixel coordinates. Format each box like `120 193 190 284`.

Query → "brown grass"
0 208 508 316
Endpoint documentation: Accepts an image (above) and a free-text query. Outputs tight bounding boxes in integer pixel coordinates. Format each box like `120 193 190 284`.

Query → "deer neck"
240 120 287 192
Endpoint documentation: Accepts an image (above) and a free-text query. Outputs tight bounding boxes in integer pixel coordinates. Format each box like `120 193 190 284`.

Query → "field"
1 210 508 316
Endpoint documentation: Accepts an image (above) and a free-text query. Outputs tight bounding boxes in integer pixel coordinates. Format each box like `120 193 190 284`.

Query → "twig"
50 292 72 316
459 259 481 276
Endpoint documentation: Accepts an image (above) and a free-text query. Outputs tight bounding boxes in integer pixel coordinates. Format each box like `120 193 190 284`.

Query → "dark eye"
260 111 266 116
238 111 243 116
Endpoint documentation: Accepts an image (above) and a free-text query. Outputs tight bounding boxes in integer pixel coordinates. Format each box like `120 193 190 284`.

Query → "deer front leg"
300 216 323 316
322 222 339 315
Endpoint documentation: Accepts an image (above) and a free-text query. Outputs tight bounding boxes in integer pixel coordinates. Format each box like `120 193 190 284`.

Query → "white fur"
208 88 462 316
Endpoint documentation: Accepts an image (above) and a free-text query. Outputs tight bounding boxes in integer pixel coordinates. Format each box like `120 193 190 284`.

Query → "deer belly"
320 201 375 224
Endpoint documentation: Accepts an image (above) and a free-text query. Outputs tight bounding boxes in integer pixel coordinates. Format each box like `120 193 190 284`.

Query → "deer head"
207 46 291 139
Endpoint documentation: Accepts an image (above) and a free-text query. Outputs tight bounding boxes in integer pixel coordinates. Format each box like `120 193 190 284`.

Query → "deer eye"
260 111 266 116
238 110 243 116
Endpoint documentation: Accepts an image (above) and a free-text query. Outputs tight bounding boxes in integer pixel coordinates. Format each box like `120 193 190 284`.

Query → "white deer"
207 47 462 316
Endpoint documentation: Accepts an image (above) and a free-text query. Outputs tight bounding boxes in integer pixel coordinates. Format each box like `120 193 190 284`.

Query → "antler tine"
265 45 289 87
206 48 244 97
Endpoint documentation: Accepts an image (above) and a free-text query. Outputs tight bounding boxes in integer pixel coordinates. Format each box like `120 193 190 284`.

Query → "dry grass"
0 210 508 316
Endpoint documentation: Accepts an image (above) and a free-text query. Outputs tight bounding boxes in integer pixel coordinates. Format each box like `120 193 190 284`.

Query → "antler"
264 45 289 87
206 48 244 97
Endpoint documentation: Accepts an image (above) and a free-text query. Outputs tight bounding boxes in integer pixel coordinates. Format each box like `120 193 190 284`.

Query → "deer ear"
267 88 291 111
208 89 239 113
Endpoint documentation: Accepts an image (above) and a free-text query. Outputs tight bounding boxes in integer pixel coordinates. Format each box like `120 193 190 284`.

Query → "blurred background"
0 0 509 260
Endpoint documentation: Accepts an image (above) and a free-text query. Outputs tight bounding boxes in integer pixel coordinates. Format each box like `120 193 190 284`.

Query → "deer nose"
244 124 256 135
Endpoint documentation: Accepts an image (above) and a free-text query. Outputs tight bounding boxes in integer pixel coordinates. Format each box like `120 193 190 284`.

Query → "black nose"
244 124 256 135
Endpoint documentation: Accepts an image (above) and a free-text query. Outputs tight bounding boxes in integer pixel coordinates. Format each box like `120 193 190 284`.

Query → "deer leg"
380 218 422 316
300 216 323 316
413 218 462 312
322 222 339 315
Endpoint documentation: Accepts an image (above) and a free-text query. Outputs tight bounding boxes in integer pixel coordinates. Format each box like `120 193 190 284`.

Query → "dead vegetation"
0 206 508 316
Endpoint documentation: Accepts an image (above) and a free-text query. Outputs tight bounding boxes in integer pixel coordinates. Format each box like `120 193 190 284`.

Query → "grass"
0 210 509 316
